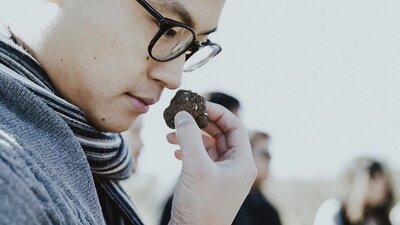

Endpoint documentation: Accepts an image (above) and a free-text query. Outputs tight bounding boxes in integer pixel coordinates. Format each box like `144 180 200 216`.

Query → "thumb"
174 111 210 165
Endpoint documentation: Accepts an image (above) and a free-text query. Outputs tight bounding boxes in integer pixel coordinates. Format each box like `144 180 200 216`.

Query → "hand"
346 170 370 223
167 102 257 225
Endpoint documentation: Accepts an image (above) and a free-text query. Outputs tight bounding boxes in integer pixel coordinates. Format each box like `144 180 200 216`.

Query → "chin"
89 116 136 133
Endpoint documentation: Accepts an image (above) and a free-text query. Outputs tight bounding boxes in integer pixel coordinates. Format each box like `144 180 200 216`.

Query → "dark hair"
205 92 240 112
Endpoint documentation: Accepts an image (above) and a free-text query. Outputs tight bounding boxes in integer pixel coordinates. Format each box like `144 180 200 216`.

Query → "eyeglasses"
136 0 222 72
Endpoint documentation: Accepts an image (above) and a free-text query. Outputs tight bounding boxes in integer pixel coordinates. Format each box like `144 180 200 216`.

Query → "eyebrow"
154 0 218 36
154 0 194 28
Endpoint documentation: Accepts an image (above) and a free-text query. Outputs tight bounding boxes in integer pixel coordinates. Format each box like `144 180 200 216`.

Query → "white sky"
3 0 398 189
138 0 400 187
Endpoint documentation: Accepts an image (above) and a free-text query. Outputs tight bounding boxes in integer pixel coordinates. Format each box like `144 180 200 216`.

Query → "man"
232 131 282 225
0 0 257 224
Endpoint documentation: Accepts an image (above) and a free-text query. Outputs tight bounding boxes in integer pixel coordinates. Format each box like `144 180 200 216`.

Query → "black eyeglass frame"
136 0 222 63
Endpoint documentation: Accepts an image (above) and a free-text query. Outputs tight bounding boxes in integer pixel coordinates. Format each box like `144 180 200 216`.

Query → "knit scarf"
0 30 143 225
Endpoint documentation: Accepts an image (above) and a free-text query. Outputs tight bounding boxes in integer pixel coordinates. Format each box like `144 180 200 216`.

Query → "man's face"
252 138 271 182
39 0 225 132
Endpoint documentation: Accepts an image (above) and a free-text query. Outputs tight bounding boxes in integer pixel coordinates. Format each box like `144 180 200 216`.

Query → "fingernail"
174 111 191 128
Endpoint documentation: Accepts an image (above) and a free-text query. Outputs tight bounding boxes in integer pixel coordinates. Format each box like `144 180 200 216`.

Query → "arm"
166 102 257 225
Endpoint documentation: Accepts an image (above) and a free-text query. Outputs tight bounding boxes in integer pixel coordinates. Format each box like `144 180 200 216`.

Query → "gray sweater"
0 63 105 224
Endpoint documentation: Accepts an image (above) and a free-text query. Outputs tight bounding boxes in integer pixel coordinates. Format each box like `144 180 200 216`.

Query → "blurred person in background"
120 116 157 225
159 91 242 225
390 201 400 225
205 91 241 117
231 130 282 225
123 117 144 174
314 157 395 225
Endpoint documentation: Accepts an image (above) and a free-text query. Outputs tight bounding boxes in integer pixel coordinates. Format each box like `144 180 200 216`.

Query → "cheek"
70 12 150 90
70 33 149 105
70 49 147 132
44 1 154 132
59 0 154 98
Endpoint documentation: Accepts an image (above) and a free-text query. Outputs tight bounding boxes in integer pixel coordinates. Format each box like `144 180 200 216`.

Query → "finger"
202 122 228 153
206 148 220 162
174 111 211 165
201 131 216 149
176 147 217 162
174 150 182 160
168 131 215 149
203 102 249 156
205 102 244 137
166 132 178 145
201 134 220 161
169 130 216 161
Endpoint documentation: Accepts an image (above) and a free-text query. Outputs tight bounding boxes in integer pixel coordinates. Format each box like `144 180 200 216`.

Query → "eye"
164 28 177 38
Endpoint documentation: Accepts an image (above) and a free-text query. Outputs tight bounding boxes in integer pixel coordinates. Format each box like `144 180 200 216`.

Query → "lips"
125 93 157 113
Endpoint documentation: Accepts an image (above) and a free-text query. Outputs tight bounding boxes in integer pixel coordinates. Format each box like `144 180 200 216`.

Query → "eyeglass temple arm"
136 0 165 21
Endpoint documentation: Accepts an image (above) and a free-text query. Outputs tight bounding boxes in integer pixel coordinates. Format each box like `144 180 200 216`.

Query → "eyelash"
164 28 177 38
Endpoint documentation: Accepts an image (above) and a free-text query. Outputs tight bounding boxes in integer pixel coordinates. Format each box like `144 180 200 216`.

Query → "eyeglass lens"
151 27 194 61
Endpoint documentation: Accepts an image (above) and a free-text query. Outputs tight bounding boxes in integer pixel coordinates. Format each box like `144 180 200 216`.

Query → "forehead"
150 0 225 34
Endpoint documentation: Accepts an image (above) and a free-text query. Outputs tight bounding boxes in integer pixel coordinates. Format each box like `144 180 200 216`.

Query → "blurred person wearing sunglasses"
0 0 257 224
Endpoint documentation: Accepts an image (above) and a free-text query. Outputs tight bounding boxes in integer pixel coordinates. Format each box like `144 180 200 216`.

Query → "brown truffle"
163 90 208 129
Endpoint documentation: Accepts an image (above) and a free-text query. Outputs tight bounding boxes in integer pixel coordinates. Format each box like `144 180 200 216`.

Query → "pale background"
124 0 400 224
138 0 400 184
2 0 399 224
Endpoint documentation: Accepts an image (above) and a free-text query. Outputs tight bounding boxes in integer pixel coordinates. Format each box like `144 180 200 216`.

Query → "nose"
148 55 185 90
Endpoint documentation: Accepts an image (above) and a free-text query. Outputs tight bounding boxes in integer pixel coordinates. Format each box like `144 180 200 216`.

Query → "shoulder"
313 198 342 225
0 130 53 225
